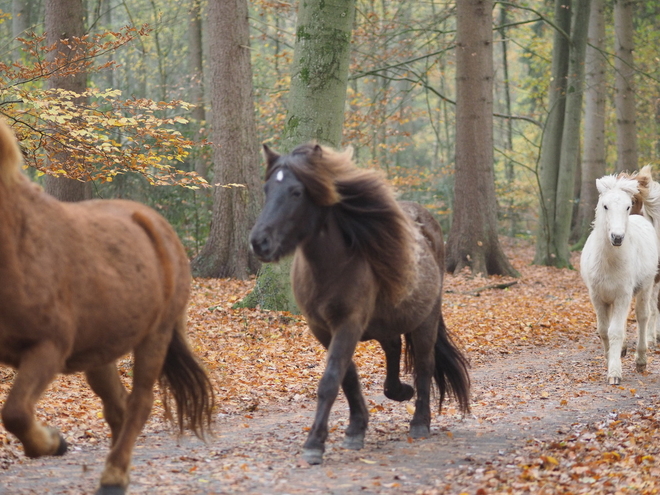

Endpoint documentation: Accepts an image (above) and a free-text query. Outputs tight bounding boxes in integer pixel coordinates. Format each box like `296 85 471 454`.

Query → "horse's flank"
271 143 417 305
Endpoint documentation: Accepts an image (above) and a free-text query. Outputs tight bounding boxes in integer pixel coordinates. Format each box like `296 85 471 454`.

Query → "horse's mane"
0 119 22 186
597 174 639 198
636 165 660 231
618 169 648 215
274 143 417 304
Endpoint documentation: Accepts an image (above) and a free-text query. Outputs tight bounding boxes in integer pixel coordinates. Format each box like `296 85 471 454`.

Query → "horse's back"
0 188 190 372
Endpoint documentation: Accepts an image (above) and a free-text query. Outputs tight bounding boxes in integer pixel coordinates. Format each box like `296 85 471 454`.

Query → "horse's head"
596 175 638 247
249 144 324 262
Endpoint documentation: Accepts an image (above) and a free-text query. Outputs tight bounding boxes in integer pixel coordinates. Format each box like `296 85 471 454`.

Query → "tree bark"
188 0 209 180
43 0 91 202
614 0 638 173
533 0 571 266
240 0 357 311
572 0 607 247
552 0 591 266
190 0 262 279
446 0 518 277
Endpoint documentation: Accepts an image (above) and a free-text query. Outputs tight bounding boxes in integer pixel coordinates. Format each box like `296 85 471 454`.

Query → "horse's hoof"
95 485 125 495
54 435 68 456
302 448 324 465
636 363 647 372
608 376 621 385
409 425 430 439
384 384 415 402
621 346 627 357
342 434 365 450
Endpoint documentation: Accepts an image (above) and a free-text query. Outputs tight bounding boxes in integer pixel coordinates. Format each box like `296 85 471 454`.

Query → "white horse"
580 174 658 385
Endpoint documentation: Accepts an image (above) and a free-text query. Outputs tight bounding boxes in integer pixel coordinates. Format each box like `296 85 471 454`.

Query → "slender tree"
190 0 262 279
43 0 91 202
240 0 357 311
572 0 607 246
614 0 637 172
446 0 518 277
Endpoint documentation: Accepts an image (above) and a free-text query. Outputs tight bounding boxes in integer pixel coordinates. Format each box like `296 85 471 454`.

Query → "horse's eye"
604 205 608 210
627 206 631 211
291 188 302 198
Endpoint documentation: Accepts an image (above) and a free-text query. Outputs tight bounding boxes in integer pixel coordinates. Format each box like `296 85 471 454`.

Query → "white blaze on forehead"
276 170 284 182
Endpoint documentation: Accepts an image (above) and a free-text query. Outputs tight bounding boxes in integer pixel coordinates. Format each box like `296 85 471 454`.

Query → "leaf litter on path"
2 239 660 494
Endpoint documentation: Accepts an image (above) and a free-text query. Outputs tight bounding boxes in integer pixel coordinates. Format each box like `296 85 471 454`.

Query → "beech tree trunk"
190 0 262 279
445 0 518 277
614 0 638 173
573 0 607 247
43 0 91 202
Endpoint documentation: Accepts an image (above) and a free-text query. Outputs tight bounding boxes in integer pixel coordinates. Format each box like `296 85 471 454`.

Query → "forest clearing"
2 240 660 494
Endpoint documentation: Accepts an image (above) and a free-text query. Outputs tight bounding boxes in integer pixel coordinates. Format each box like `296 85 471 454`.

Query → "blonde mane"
0 119 23 186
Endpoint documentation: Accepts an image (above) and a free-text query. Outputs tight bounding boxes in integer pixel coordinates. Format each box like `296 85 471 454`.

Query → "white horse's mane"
596 174 639 198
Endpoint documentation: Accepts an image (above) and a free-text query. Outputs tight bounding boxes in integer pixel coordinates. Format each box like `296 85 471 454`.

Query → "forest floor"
2 239 660 494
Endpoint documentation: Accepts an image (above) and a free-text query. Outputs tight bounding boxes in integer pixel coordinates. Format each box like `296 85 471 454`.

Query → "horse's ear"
262 144 280 171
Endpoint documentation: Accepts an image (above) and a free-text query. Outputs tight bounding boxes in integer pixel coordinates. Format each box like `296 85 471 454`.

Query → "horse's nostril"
251 235 270 255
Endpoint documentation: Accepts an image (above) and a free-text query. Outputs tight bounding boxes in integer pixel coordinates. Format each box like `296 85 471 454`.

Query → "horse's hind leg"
407 319 436 439
635 286 653 373
97 336 169 494
1 341 67 458
340 361 369 451
380 337 414 402
85 363 128 446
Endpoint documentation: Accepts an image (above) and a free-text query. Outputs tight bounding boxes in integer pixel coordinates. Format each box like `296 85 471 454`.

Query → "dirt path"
2 334 658 495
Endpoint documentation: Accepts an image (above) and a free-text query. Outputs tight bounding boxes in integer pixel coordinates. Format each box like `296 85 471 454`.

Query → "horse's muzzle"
610 234 624 246
250 232 277 262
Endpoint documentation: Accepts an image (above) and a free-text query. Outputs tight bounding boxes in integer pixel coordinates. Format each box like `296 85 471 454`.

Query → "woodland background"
1 0 659 279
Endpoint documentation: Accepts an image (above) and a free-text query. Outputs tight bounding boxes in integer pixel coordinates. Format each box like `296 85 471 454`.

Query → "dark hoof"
409 424 430 439
54 435 68 456
621 346 627 357
342 434 365 451
302 448 324 465
637 363 647 373
608 376 621 385
95 485 125 495
384 383 415 402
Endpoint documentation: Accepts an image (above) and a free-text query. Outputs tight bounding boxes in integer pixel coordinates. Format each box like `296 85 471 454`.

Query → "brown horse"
249 143 470 465
0 119 214 495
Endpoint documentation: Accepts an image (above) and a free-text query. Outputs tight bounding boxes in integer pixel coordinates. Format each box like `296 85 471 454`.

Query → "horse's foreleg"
97 338 168 494
1 341 67 458
303 328 361 465
340 361 369 451
606 298 630 385
85 363 128 446
593 299 611 357
635 286 653 373
380 337 414 402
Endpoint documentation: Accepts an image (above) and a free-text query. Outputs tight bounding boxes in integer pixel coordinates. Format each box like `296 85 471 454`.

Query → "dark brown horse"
0 119 214 495
249 143 470 465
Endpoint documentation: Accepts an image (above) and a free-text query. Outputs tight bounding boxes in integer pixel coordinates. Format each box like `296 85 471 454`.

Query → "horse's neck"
297 213 350 274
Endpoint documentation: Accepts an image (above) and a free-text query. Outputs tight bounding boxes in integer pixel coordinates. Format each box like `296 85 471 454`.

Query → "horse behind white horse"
580 174 659 385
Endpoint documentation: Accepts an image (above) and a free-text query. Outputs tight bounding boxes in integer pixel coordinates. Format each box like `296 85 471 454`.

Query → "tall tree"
614 0 637 172
445 0 518 277
190 0 262 279
534 0 590 268
43 0 91 201
572 0 607 246
240 0 357 311
188 0 208 179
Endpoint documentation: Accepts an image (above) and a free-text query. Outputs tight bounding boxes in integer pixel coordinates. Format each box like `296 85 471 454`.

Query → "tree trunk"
281 0 356 150
188 0 208 179
552 0 591 266
43 0 91 202
614 0 637 173
533 0 571 266
572 0 607 247
446 0 518 277
12 0 31 59
240 0 357 311
190 0 262 279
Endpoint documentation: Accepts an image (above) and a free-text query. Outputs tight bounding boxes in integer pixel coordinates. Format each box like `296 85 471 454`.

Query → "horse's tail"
159 313 215 439
407 314 470 414
0 119 23 185
432 313 471 413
